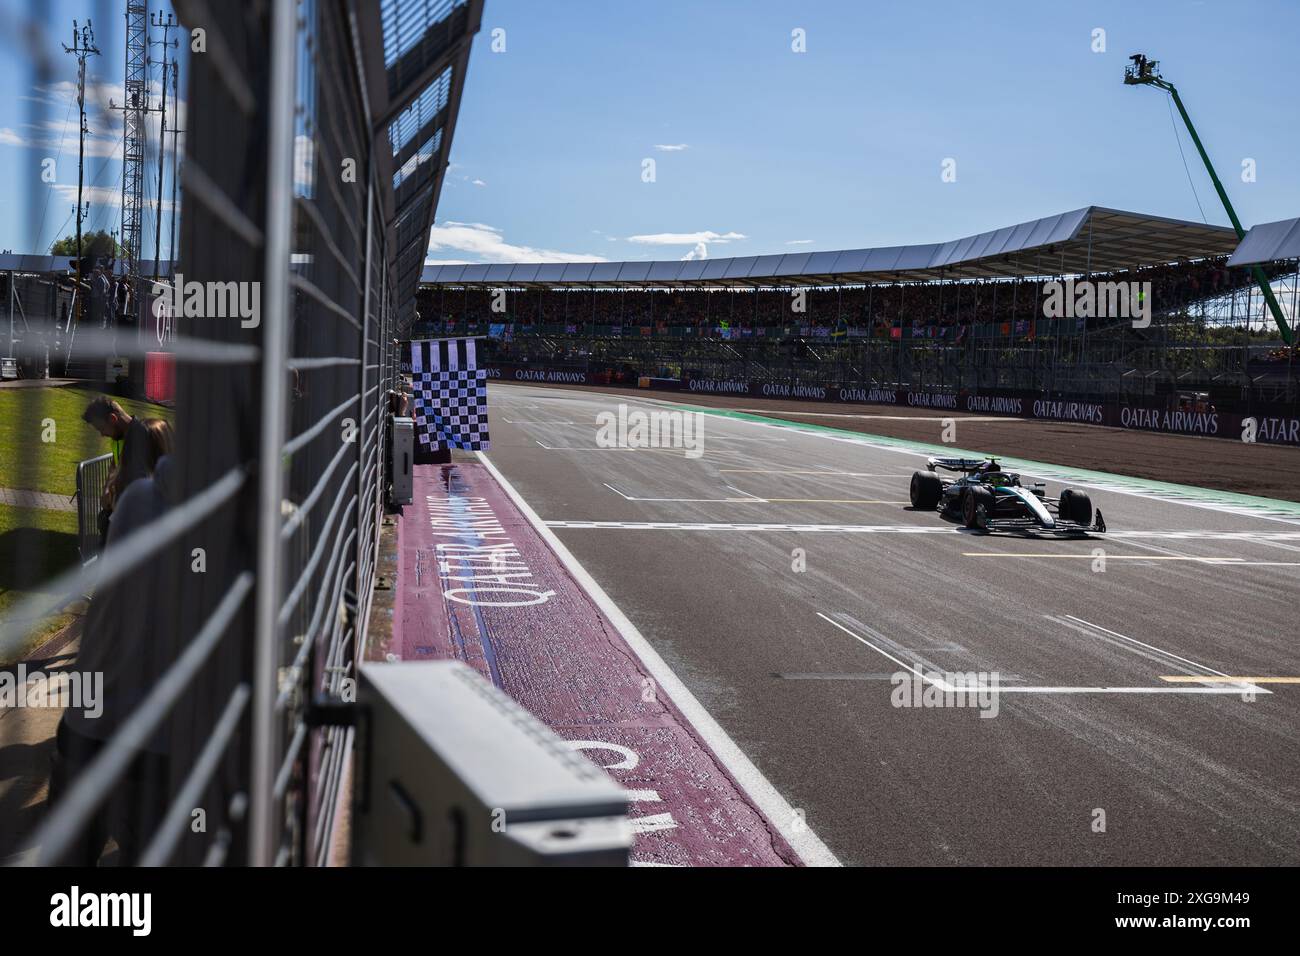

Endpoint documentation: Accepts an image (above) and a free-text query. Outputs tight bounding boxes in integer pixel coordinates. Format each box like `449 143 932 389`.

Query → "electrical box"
390 415 413 505
351 661 631 866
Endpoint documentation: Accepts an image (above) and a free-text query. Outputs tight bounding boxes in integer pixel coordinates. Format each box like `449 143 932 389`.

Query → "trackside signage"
1032 399 1104 424
491 369 1300 446
1120 406 1219 436
686 378 753 395
502 367 588 384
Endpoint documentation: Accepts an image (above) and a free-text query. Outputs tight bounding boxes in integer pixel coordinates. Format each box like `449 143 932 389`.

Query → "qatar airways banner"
484 366 1300 446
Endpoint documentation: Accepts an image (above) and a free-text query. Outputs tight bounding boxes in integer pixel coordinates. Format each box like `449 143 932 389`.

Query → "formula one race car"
908 457 1106 535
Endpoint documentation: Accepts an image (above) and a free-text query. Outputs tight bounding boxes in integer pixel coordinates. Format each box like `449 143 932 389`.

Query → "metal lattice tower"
119 1 148 271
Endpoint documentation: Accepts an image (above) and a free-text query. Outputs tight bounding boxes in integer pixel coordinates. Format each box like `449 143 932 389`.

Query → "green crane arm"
1141 74 1293 344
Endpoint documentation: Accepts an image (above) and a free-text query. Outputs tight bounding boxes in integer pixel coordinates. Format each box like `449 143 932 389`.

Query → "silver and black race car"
908 457 1106 535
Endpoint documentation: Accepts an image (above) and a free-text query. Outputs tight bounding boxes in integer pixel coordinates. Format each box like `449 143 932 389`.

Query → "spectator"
81 396 152 547
48 454 176 865
113 274 132 326
140 418 175 471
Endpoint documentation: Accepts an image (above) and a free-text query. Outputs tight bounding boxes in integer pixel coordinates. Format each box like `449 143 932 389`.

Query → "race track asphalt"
482 382 1300 866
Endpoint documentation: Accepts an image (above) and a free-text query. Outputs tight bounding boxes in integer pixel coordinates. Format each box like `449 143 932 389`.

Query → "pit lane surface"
482 383 1300 866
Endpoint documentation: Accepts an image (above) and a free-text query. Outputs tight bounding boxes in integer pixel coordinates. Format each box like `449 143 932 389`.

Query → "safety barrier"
0 0 481 867
73 453 113 564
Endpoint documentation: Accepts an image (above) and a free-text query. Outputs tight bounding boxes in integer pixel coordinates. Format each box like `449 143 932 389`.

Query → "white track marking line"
816 613 954 690
1060 615 1238 680
544 521 951 532
718 409 1022 422
819 611 1269 697
541 520 1300 539
534 439 745 457
719 470 913 477
964 553 1300 566
602 481 762 504
477 451 840 867
991 686 1266 694
604 393 1300 529
503 418 585 425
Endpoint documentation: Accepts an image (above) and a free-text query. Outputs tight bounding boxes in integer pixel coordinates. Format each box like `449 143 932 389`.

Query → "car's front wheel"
1058 488 1093 526
964 486 993 529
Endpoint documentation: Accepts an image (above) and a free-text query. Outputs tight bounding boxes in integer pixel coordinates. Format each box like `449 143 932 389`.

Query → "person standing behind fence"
90 265 112 330
113 274 132 327
81 396 152 548
48 453 177 865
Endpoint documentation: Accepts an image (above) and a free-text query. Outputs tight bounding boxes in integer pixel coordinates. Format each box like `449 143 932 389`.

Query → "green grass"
0 385 171 496
0 505 80 663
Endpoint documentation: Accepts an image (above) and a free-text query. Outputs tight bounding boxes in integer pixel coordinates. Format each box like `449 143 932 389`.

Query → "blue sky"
0 0 183 256
1 1 1295 266
430 0 1300 264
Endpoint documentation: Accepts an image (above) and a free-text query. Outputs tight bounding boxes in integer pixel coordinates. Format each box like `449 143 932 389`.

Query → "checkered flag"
410 338 491 451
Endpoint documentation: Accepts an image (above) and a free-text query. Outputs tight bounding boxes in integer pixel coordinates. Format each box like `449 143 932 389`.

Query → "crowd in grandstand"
417 256 1261 341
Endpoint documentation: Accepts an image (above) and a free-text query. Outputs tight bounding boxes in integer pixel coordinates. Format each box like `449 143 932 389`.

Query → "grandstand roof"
1228 216 1300 267
420 206 1239 288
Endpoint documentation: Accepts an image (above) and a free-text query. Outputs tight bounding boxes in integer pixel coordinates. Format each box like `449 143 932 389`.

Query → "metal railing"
73 453 113 564
0 0 455 867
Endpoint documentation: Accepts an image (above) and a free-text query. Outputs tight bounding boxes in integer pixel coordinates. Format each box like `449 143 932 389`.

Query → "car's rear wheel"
964 486 993 528
910 470 943 509
1058 488 1093 526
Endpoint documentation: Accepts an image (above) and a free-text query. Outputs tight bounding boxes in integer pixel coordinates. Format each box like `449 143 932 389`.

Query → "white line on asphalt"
541 520 1300 539
545 520 951 532
819 611 1270 696
591 391 1300 529
503 418 585 424
602 481 762 504
1059 614 1246 682
477 451 841 867
816 613 950 689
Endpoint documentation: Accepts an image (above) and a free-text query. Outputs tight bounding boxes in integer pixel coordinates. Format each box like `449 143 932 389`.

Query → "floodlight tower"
1124 54 1292 343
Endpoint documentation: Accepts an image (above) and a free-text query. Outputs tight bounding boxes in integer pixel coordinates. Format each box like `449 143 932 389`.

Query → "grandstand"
418 206 1300 412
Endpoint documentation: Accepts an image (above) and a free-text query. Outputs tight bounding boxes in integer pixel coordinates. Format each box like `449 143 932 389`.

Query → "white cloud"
786 239 814 245
426 221 607 264
627 229 745 260
471 178 486 187
626 230 746 245
653 143 690 152
51 183 176 212
4 79 184 163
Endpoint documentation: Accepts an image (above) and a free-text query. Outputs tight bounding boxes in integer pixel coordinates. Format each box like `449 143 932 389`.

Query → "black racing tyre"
910 470 943 509
963 485 993 529
1058 488 1093 526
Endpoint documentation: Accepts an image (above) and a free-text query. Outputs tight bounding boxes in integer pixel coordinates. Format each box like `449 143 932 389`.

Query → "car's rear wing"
927 456 988 473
